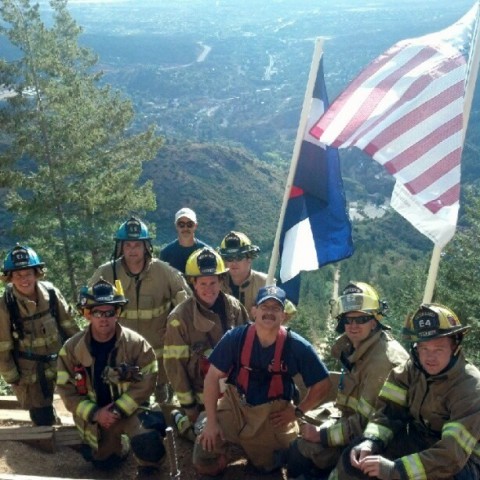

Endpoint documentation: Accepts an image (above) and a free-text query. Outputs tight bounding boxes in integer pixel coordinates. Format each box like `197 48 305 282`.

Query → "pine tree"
0 0 162 299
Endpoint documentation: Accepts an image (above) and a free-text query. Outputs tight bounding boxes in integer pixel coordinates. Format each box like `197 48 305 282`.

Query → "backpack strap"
4 284 24 342
39 281 67 343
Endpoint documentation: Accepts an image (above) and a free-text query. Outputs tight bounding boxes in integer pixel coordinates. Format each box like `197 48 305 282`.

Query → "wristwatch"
294 407 304 419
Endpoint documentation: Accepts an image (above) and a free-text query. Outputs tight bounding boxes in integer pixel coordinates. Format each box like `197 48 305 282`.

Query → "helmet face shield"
333 282 385 333
337 293 380 316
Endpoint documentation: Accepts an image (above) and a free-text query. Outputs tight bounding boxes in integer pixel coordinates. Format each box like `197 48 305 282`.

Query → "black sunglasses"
90 309 117 318
223 254 246 262
177 221 195 228
342 315 374 325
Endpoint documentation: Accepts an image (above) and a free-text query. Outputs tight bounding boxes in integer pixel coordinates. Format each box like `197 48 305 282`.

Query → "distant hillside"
142 140 286 251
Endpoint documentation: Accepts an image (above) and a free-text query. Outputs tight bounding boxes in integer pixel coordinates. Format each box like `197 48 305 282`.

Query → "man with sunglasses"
57 278 167 480
286 282 408 480
218 231 267 316
160 207 208 274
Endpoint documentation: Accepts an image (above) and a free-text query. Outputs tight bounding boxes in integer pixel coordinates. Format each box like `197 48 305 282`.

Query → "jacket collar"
332 328 384 364
74 323 124 366
192 291 227 332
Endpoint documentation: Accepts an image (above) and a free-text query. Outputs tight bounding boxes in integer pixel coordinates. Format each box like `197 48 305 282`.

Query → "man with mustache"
193 285 331 477
161 207 208 274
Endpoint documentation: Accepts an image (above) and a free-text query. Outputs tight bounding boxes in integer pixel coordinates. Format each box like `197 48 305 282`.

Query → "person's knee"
131 431 165 463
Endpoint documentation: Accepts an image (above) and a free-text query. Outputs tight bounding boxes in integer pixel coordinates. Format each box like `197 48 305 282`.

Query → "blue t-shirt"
209 324 329 406
160 238 208 273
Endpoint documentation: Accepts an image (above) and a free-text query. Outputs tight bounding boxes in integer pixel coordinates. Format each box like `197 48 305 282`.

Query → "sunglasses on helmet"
342 315 375 325
177 221 195 228
90 309 117 318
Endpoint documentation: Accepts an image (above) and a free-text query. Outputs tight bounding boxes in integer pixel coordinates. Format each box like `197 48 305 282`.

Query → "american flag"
310 3 480 247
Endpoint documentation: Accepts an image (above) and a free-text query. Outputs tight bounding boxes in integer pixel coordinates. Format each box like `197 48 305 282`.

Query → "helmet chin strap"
411 335 462 377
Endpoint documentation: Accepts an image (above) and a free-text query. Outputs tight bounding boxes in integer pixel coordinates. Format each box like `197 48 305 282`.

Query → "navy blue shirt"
160 238 208 273
209 324 329 406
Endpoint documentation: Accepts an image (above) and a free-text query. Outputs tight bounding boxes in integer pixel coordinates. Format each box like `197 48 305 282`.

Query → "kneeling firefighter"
56 278 167 480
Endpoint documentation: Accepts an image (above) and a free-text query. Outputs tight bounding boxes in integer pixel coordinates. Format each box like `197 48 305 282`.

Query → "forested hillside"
1 0 480 365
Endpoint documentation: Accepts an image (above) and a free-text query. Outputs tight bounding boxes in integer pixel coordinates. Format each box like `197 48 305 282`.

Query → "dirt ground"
0 400 288 480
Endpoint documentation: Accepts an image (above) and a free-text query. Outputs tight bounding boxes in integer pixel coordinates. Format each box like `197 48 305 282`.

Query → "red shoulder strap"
237 325 288 399
236 324 256 393
267 326 287 398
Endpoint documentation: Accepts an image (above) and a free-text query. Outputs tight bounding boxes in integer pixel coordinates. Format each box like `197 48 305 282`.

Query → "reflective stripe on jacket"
89 257 190 354
321 329 408 447
56 323 157 450
164 292 249 408
0 282 78 384
364 353 480 479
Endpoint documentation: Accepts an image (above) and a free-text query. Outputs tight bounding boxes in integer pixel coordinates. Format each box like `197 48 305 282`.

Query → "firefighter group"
1 209 480 480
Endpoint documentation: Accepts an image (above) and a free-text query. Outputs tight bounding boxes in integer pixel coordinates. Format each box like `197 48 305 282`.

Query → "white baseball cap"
175 207 197 224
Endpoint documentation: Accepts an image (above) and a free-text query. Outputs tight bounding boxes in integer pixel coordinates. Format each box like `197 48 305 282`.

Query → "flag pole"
267 37 324 285
422 3 480 304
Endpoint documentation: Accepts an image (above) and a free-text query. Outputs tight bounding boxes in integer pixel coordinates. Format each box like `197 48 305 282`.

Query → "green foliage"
0 0 162 300
147 140 286 248
434 186 480 364
0 376 12 396
289 267 334 341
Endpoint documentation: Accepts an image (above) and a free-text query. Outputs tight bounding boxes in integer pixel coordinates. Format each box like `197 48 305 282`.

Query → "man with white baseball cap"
160 207 209 274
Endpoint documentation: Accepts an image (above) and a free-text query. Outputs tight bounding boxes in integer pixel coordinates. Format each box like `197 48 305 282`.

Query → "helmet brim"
403 325 470 342
3 263 45 274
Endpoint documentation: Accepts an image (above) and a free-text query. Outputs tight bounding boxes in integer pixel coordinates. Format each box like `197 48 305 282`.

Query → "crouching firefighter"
56 278 167 480
193 286 332 477
0 244 79 426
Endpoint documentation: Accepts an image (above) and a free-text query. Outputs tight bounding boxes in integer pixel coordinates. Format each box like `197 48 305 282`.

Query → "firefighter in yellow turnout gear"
89 216 190 404
218 231 297 320
218 231 267 316
287 282 408 479
0 245 79 426
164 248 249 440
341 304 480 480
57 279 167 480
